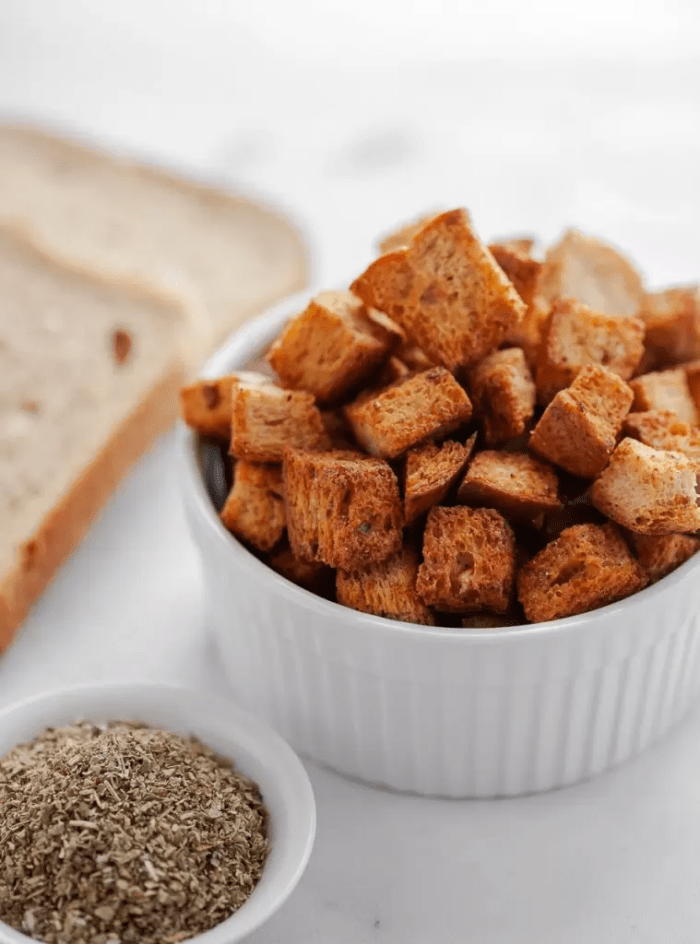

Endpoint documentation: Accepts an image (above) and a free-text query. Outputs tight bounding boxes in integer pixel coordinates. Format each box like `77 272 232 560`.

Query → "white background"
0 3 699 941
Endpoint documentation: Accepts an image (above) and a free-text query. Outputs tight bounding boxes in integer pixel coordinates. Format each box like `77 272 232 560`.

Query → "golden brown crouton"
488 240 542 310
351 209 526 371
345 367 473 459
404 436 475 523
629 368 699 426
640 286 700 367
529 365 634 478
457 450 561 523
180 371 268 439
220 461 285 552
536 297 645 404
625 532 700 583
336 545 436 625
230 380 329 463
538 229 644 316
591 438 700 534
283 447 403 570
266 290 402 404
623 410 700 471
467 347 536 445
268 542 334 595
503 296 551 369
377 211 440 253
416 506 515 613
517 523 647 622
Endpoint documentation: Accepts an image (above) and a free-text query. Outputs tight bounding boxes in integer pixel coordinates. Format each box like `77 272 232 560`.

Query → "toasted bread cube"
625 532 700 583
629 368 699 426
640 286 700 367
503 296 550 369
230 380 329 463
268 542 334 595
416 506 515 613
517 523 647 622
457 450 561 522
336 545 436 625
623 410 700 471
591 438 700 534
489 240 542 310
345 367 473 459
404 436 475 523
283 448 403 570
266 290 402 404
529 365 634 478
536 298 645 403
538 229 644 316
352 209 526 371
378 212 440 253
220 461 285 552
393 340 436 372
180 371 268 439
467 347 536 445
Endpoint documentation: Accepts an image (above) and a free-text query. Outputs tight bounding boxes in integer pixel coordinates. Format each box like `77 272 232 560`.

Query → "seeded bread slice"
0 228 191 651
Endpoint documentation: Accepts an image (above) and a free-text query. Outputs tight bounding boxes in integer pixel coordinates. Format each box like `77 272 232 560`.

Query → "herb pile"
0 721 269 944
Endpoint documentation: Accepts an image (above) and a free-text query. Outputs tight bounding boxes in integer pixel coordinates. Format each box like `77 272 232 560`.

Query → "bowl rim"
176 286 700 644
0 681 316 944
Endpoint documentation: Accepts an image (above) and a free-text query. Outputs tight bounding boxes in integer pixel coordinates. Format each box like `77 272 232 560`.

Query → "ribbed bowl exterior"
179 292 700 798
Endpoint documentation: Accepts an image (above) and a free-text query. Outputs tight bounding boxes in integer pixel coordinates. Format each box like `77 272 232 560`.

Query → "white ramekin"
178 289 700 799
0 682 315 944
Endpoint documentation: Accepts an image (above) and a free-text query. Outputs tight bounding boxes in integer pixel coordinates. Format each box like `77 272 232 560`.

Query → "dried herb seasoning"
0 721 269 944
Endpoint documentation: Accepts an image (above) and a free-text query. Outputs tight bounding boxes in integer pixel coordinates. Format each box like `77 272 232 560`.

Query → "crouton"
517 523 647 622
376 355 412 387
320 409 358 450
503 296 550 369
629 368 699 426
268 542 334 595
489 240 542 310
538 229 644 316
404 436 475 523
393 339 436 372
467 347 536 445
378 211 440 253
283 447 403 570
457 450 561 522
345 367 473 459
685 359 700 412
220 461 285 552
623 410 700 471
266 290 403 404
180 371 268 439
416 506 515 613
230 380 329 463
336 545 436 625
351 209 526 371
625 532 700 583
536 297 645 403
529 365 634 477
640 286 700 367
591 438 700 534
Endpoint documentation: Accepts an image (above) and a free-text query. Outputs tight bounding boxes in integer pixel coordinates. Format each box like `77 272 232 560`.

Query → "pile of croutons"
181 209 700 626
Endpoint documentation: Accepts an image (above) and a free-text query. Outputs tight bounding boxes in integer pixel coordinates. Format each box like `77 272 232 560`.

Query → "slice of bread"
0 228 191 651
0 125 307 358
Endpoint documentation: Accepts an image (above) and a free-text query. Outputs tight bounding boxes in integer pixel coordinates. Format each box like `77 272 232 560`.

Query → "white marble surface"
1 3 700 941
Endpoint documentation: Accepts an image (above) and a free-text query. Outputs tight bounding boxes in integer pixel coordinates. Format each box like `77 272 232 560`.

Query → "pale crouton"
625 532 700 583
457 450 561 522
336 545 436 625
488 240 542 310
180 371 268 439
623 410 700 471
351 209 526 371
283 447 403 570
416 506 515 613
268 542 334 595
393 339 436 372
378 211 440 253
629 368 699 426
640 286 700 367
536 298 645 403
591 438 700 534
467 347 536 445
266 290 402 404
538 229 644 316
404 436 475 523
230 380 329 463
220 461 285 552
517 523 647 622
529 365 634 478
345 367 473 459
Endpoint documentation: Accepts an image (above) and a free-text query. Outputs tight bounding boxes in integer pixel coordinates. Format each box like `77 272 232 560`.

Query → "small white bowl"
178 288 700 799
0 682 315 944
